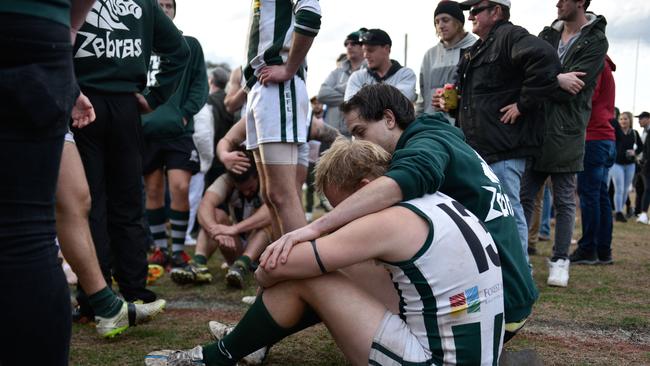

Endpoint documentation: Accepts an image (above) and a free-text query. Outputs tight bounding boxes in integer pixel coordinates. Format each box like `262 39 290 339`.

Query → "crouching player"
170 150 271 288
147 138 505 365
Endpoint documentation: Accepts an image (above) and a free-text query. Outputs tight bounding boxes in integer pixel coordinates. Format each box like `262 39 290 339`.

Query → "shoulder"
183 35 204 51
400 67 417 77
348 69 367 81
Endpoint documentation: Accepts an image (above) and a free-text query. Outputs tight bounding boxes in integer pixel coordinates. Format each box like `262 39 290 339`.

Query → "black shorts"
142 135 200 175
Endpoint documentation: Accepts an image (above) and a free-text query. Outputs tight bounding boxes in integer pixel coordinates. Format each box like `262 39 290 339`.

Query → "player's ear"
357 178 372 189
383 109 397 129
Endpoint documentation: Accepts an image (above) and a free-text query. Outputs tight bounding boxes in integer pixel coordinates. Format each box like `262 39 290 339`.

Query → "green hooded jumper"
385 113 538 323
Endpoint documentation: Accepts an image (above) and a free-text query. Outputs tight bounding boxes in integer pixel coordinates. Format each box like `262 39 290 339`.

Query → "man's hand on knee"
260 224 321 269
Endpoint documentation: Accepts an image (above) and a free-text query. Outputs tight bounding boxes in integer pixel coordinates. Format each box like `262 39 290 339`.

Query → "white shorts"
255 142 309 167
64 129 75 143
245 76 308 150
368 311 431 366
297 142 310 167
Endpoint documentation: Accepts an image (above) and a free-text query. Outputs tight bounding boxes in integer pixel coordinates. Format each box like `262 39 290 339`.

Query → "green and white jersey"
374 192 504 365
243 0 321 89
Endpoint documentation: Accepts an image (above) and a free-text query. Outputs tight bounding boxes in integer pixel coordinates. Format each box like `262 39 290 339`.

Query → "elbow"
224 101 237 114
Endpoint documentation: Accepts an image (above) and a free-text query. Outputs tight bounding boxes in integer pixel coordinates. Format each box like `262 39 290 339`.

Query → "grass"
70 210 650 365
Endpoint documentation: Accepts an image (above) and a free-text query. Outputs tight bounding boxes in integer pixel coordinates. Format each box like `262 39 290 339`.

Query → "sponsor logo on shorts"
450 286 480 315
190 150 199 163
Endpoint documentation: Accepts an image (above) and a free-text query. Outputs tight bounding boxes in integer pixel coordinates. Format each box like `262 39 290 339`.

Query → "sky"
174 0 650 127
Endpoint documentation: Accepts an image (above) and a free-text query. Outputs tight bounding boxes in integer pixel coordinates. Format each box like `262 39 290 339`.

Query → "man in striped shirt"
243 0 321 240
146 138 504 366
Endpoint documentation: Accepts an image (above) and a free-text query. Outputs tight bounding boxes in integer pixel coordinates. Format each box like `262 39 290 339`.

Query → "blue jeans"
490 158 529 263
610 163 636 213
577 140 616 257
540 184 552 238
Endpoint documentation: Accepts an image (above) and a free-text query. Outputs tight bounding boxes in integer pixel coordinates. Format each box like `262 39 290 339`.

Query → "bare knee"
213 208 230 224
145 179 165 206
56 180 92 218
169 178 190 202
266 185 297 210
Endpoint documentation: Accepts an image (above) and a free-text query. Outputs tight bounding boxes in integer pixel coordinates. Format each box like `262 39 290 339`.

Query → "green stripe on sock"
169 209 189 246
194 254 208 265
147 207 168 245
236 255 252 270
88 287 123 318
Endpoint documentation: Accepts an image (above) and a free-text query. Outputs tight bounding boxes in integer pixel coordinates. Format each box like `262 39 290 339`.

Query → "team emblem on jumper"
75 0 143 59
86 0 142 31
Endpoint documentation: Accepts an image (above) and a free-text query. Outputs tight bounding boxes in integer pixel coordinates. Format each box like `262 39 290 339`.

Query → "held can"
442 83 458 110
435 84 458 110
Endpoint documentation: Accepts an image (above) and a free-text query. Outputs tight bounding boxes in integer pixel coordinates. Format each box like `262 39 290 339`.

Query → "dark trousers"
521 165 577 259
0 14 74 366
72 93 156 305
576 140 616 257
635 168 647 214
641 170 650 212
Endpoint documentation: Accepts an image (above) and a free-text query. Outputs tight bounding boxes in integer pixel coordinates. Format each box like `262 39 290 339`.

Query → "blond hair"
314 137 391 195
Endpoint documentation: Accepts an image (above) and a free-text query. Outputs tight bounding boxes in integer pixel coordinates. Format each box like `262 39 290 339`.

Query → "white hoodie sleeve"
192 104 215 173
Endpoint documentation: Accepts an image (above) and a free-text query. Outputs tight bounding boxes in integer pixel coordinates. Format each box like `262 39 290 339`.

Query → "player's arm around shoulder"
255 205 428 288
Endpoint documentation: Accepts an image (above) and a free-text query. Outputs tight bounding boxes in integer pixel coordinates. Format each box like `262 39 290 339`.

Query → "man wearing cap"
639 112 650 144
519 0 608 279
449 0 562 265
417 1 476 124
317 28 367 136
636 112 650 224
344 28 417 102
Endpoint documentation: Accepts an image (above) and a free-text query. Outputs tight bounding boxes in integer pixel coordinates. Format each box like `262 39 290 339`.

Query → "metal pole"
633 36 640 113
404 33 408 67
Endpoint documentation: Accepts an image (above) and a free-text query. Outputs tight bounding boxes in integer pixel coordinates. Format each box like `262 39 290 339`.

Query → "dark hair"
584 0 591 10
340 84 415 130
228 150 257 183
172 0 176 11
210 67 229 89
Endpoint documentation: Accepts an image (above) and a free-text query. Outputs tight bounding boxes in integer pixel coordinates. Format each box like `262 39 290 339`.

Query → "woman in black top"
611 111 644 222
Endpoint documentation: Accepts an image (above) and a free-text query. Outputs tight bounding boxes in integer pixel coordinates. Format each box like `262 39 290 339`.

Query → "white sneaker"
547 258 570 287
208 320 233 340
96 299 166 338
145 346 204 366
241 296 256 305
636 213 649 224
207 321 268 365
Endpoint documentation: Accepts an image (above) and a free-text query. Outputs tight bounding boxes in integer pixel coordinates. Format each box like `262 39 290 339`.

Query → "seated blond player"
146 138 505 366
170 151 271 288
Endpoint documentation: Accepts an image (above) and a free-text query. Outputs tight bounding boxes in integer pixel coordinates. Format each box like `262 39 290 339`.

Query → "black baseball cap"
636 111 650 119
459 0 511 10
359 28 392 47
344 28 367 46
